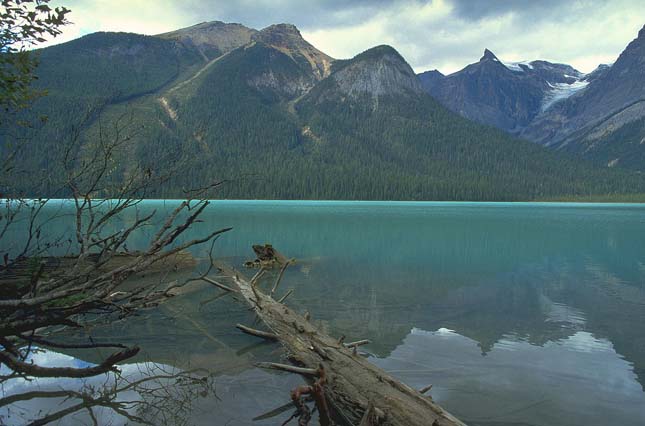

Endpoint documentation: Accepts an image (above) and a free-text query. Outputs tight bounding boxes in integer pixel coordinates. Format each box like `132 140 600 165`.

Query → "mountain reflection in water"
2 201 645 426
373 327 644 426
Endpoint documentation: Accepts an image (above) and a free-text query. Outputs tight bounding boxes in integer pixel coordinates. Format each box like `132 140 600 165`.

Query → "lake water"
2 201 645 426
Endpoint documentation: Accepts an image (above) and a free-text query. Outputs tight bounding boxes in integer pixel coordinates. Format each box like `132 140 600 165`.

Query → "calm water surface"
3 201 645 426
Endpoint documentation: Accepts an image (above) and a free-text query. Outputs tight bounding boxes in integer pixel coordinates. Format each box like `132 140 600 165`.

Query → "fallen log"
217 248 467 426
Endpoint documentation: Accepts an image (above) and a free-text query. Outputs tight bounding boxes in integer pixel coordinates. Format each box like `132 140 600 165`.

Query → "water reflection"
372 327 645 426
0 349 216 425
3 201 645 425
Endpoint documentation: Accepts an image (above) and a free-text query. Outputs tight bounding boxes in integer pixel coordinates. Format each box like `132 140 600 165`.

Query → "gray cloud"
48 0 645 75
450 0 573 21
180 0 425 30
300 0 645 73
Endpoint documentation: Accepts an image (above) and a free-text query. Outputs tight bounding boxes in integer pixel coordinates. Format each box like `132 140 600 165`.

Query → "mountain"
1 31 204 188
523 25 645 170
523 60 583 84
421 49 588 133
157 21 256 60
420 25 645 172
305 45 424 104
417 69 444 93
293 46 644 201
582 63 611 83
422 49 547 132
32 31 203 107
3 21 645 200
251 24 333 80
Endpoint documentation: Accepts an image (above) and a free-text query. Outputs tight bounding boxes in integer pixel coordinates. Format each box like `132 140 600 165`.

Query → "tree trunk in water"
216 254 467 426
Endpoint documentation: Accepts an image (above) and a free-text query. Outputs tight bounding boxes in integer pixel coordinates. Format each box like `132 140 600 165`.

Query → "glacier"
541 79 590 111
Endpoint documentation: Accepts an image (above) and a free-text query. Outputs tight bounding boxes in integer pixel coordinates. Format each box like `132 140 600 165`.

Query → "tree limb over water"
0 116 228 422
1 7 230 423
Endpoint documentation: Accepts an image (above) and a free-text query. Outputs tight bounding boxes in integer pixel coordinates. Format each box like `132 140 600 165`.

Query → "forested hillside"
3 22 645 201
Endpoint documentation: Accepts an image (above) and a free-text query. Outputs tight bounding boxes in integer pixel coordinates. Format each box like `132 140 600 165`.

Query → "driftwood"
216 247 466 426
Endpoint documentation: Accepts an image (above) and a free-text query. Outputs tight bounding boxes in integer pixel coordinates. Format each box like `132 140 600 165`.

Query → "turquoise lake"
2 201 645 425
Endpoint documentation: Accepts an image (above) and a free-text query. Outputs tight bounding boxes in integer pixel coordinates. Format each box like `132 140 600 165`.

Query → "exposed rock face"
160 22 335 101
91 36 146 57
157 21 257 60
417 69 445 93
527 61 583 84
252 24 334 80
423 49 548 132
246 66 315 99
582 64 612 83
237 24 335 100
331 45 424 98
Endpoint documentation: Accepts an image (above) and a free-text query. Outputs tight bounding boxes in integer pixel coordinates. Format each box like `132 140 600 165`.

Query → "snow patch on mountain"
542 79 589 111
502 60 534 72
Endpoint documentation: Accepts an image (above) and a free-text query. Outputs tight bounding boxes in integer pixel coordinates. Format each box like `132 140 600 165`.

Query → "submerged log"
218 247 466 426
252 244 288 264
243 244 290 269
1 251 196 299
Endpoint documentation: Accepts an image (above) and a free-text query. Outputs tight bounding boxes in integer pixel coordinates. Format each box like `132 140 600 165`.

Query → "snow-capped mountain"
419 49 588 133
419 24 645 171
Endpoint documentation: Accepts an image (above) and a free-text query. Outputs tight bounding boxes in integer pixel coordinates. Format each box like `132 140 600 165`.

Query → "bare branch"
0 346 139 378
255 362 320 376
270 259 292 297
236 324 278 340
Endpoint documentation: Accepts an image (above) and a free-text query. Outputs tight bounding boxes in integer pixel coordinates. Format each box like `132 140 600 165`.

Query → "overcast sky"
46 0 645 74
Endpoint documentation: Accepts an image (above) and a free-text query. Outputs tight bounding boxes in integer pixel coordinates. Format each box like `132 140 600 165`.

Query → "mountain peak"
363 44 400 56
330 44 424 99
158 21 256 59
252 23 333 80
607 23 645 73
417 69 446 94
254 23 304 45
418 69 444 78
481 48 500 62
185 21 233 29
350 45 410 66
259 23 301 36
